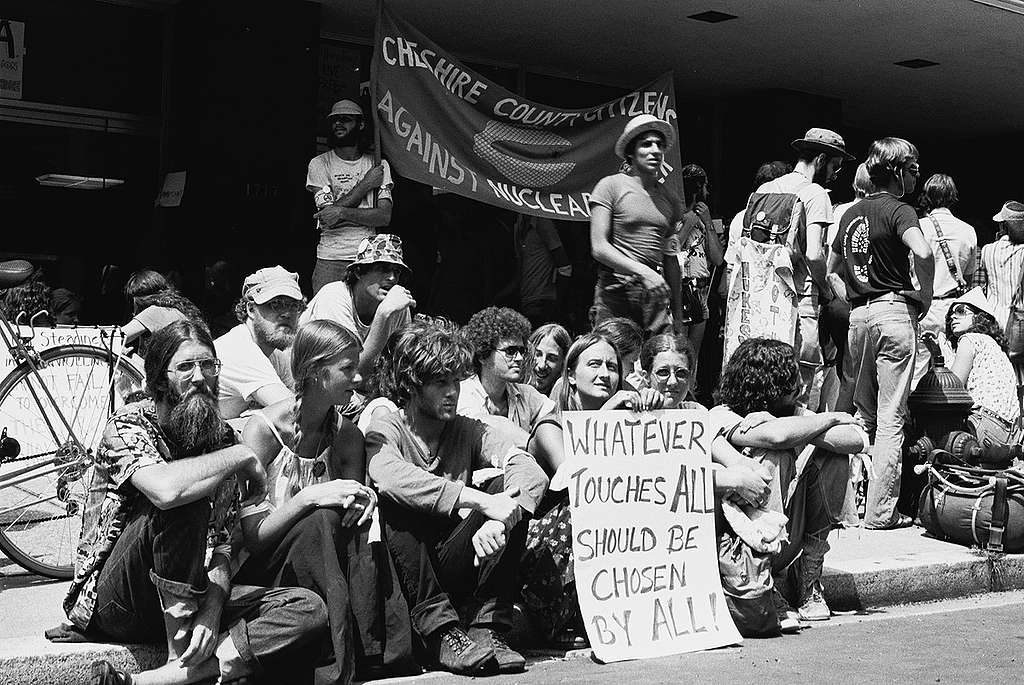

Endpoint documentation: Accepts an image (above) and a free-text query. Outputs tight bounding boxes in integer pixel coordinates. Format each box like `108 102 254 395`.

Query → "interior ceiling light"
688 10 738 23
894 58 940 69
35 174 125 190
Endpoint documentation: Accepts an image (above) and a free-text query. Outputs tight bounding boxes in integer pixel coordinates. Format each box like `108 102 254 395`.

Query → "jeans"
312 258 354 295
591 274 672 337
87 499 328 682
846 299 918 528
380 477 528 640
234 509 415 683
794 295 825 409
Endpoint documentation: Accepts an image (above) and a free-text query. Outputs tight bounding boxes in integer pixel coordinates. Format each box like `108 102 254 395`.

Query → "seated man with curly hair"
710 338 868 625
365 322 549 676
458 306 556 433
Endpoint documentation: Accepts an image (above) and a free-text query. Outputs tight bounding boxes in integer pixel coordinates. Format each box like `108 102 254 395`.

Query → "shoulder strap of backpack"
987 476 1009 552
929 214 967 293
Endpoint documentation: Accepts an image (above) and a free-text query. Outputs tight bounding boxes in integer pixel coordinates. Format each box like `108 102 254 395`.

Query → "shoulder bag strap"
929 214 967 293
987 476 1009 552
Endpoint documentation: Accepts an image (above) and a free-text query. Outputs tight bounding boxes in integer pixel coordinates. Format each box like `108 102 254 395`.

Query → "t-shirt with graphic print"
306 151 394 261
831 193 920 302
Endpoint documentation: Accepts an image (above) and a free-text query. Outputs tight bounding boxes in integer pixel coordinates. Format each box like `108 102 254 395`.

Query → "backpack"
742 192 806 247
722 192 805 362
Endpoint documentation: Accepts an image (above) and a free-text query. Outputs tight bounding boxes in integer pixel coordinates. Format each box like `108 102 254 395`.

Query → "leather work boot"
797 536 831 621
427 625 495 675
468 625 527 674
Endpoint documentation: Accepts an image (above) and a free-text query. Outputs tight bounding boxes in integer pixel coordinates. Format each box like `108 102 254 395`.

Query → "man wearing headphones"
306 99 394 294
829 137 934 530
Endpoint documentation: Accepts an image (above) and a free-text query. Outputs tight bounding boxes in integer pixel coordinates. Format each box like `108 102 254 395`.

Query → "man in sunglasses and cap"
307 99 394 294
301 233 416 381
589 114 685 336
215 266 304 420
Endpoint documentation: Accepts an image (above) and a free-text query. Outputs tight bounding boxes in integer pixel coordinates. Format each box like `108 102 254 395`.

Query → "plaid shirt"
64 399 240 629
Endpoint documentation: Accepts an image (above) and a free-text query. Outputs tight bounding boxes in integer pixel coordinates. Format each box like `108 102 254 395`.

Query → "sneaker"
797 581 831 621
468 626 527 674
427 625 494 676
772 587 802 633
90 660 132 685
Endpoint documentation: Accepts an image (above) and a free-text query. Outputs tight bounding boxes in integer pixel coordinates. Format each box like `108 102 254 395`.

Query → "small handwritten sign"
562 409 741 662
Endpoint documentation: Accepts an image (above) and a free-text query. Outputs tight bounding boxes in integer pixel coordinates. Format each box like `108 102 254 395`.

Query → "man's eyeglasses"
653 368 691 381
261 299 306 315
496 345 527 360
169 358 222 377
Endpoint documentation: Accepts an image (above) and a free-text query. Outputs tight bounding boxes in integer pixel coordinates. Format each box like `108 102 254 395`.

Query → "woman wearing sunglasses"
937 288 1020 447
235 320 412 683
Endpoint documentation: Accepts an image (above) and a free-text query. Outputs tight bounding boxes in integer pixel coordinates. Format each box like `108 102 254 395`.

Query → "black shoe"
427 625 495 676
468 626 527 674
90 660 132 685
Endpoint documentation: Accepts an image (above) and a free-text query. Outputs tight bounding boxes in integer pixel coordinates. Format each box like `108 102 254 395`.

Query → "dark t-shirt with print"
831 193 920 300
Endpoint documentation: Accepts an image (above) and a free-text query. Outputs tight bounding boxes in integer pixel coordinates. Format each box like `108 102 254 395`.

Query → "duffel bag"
918 463 1024 553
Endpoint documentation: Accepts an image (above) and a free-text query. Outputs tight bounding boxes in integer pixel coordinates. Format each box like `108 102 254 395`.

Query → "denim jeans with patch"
846 300 918 528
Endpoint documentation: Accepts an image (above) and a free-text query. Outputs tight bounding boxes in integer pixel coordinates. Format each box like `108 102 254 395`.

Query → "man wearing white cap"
589 114 684 336
215 266 304 419
975 201 1024 330
307 99 394 294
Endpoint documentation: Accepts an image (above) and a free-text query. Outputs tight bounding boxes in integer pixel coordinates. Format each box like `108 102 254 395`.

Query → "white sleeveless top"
239 411 338 519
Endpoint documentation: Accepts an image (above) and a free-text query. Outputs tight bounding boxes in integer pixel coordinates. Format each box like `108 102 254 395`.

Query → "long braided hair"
286 319 361 496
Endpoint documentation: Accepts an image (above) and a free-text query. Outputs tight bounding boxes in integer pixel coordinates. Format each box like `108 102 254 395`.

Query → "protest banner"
370 4 681 221
561 408 741 663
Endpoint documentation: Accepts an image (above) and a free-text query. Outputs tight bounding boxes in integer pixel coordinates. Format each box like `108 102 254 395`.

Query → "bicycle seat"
0 260 34 289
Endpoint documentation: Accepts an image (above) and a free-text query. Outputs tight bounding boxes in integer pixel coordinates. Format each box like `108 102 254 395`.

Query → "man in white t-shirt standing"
300 233 415 380
307 99 394 294
757 128 854 409
215 266 303 420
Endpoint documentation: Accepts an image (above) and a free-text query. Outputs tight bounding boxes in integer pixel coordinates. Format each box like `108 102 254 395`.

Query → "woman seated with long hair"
235 319 413 683
940 287 1021 447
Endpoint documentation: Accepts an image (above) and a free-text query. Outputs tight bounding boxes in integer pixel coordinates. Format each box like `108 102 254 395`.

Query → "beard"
329 128 361 148
812 159 833 187
166 385 228 457
254 315 295 351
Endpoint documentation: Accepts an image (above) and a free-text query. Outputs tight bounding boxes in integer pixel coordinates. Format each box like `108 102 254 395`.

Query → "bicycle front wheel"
0 344 144 578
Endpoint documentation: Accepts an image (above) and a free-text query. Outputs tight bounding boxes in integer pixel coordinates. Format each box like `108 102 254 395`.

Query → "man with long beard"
215 265 304 420
67 321 329 685
307 99 394 293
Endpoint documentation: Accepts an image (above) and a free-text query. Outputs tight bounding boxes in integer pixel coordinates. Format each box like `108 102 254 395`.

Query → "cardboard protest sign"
561 408 741 662
723 238 798 364
0 327 133 458
371 4 681 221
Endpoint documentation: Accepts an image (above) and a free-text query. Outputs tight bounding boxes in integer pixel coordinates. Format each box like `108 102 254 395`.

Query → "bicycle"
0 260 144 578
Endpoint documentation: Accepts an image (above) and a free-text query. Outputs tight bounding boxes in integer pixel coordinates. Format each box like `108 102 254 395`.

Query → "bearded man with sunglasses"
829 137 935 530
458 306 556 434
215 266 304 420
71 321 329 685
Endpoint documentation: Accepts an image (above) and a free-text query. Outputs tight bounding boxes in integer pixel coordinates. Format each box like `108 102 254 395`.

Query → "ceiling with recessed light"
318 0 1024 139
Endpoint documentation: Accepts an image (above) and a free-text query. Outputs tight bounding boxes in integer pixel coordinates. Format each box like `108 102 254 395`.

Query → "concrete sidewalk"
2 527 1023 684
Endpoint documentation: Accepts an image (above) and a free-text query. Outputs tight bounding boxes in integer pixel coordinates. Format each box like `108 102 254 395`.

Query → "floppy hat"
345 234 412 279
614 114 676 159
951 287 996 319
328 99 363 118
993 201 1024 222
791 128 856 161
242 265 304 304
